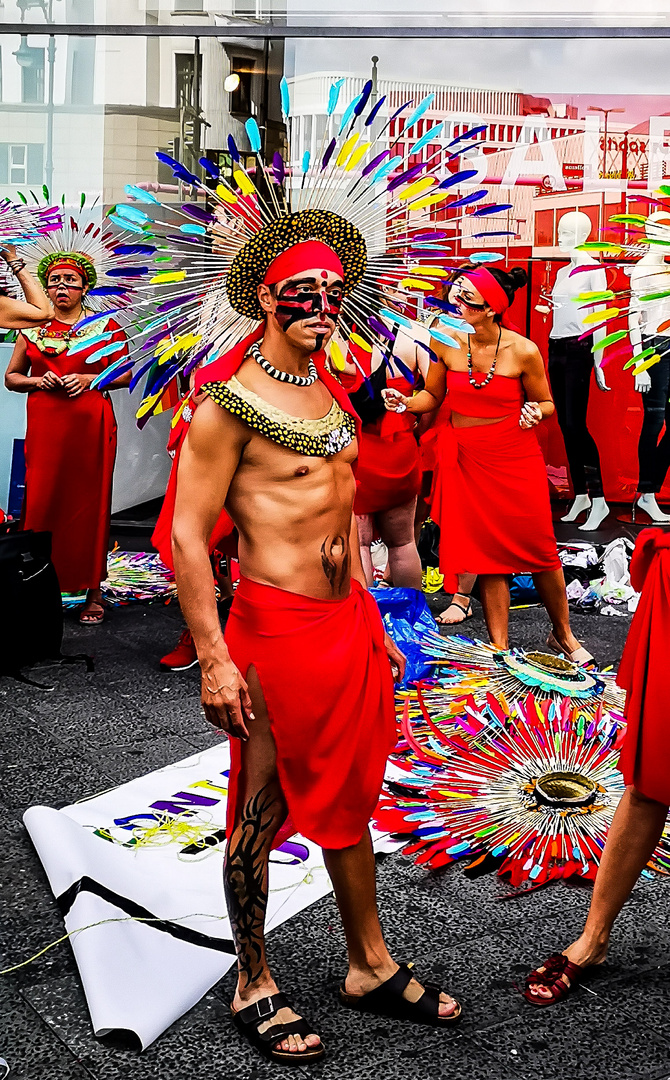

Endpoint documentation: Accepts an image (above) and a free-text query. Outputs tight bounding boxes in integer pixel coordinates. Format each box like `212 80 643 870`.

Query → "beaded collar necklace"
248 341 318 387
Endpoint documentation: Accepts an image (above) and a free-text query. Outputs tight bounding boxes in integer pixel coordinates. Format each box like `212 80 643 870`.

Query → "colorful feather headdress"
82 79 515 422
15 192 158 319
0 196 62 247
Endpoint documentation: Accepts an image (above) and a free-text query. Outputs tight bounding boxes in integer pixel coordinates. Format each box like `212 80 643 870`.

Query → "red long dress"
430 370 561 592
21 317 127 593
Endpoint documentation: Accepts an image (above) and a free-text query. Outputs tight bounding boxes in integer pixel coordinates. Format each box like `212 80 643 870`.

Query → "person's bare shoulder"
186 393 250 460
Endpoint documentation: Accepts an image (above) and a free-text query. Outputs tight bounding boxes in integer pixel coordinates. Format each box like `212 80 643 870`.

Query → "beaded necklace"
248 342 318 387
467 325 502 389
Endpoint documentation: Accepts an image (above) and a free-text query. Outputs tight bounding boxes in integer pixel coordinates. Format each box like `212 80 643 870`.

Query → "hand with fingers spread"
383 632 406 683
201 654 255 740
381 387 409 413
61 372 94 398
37 369 64 392
519 400 543 429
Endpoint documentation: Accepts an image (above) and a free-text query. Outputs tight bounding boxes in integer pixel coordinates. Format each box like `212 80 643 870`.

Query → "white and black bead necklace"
467 325 502 389
248 342 318 387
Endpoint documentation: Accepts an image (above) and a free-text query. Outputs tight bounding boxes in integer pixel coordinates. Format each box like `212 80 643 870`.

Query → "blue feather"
92 358 134 390
199 157 220 179
114 244 156 255
302 150 311 173
470 252 505 264
87 286 128 297
280 76 291 117
389 354 414 382
403 94 435 133
354 79 373 117
410 122 444 156
447 190 488 209
74 311 118 332
245 118 262 153
327 78 346 116
446 124 487 148
472 203 513 216
365 96 387 127
438 169 478 190
321 138 337 170
114 205 150 225
129 355 159 393
414 340 440 364
338 94 361 134
371 155 403 184
68 331 115 356
109 214 146 235
391 99 413 120
227 135 241 163
124 184 159 204
106 266 150 277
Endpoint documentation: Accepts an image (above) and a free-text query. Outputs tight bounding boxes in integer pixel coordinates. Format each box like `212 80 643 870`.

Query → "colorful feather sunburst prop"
377 639 670 889
80 79 509 423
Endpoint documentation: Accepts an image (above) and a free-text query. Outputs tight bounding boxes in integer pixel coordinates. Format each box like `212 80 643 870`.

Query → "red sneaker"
159 628 198 672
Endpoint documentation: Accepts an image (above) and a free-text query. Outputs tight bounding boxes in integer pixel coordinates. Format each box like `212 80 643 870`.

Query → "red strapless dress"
344 372 421 516
430 370 561 590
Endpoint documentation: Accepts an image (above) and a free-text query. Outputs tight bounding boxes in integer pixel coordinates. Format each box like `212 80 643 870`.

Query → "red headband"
46 257 87 283
459 267 510 313
264 241 344 287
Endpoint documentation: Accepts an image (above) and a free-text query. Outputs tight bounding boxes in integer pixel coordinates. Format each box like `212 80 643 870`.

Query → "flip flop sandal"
79 603 105 626
436 597 473 625
523 953 583 1007
231 992 325 1065
339 963 462 1026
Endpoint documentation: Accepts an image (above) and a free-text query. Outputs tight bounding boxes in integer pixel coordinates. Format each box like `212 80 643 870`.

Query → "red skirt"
224 577 397 849
617 529 670 805
354 428 421 516
430 414 561 592
22 389 116 592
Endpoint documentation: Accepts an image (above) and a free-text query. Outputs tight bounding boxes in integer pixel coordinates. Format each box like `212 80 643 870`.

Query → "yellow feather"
345 142 372 172
150 270 186 284
398 176 437 201
399 278 435 292
408 191 451 211
329 339 346 370
216 184 238 205
409 266 447 277
582 308 620 325
233 168 256 196
336 133 360 168
349 332 372 352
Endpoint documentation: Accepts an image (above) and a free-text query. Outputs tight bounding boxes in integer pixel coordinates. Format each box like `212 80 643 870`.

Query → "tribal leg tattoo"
320 534 350 594
224 782 283 990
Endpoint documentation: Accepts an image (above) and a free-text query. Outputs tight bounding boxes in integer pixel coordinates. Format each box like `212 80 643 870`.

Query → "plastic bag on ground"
370 586 435 687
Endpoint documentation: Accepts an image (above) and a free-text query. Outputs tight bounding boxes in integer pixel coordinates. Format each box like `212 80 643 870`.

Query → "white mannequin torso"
550 260 607 340
628 254 670 339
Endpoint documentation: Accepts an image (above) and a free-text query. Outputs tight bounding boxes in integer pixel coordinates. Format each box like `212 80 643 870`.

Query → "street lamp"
588 105 626 177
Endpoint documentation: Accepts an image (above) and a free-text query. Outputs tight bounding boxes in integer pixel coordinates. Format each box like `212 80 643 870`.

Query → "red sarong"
430 413 561 593
617 528 670 805
224 576 397 849
21 319 125 592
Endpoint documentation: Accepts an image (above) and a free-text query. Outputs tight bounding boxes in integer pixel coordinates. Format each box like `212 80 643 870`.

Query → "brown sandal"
79 602 105 626
524 953 583 1007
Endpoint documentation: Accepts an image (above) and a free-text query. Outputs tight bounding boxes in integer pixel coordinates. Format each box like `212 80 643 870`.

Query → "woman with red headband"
383 264 590 662
5 252 131 624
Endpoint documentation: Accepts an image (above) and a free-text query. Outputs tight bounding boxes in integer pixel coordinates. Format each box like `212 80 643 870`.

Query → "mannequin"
628 211 670 523
548 211 610 532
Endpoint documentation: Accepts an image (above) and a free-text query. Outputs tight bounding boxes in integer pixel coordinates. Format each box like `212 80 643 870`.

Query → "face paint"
273 274 344 334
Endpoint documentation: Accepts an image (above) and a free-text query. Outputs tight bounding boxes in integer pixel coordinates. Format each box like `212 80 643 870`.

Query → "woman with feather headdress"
4 248 131 624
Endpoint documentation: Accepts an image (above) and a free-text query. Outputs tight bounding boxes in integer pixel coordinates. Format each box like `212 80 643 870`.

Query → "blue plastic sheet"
370 586 435 687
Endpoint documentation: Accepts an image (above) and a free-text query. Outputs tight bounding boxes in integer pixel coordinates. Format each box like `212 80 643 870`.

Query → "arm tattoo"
320 534 349 594
224 783 279 990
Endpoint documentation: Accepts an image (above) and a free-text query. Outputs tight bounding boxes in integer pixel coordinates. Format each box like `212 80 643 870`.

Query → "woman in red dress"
4 252 131 624
524 528 670 1005
337 319 429 590
383 265 588 660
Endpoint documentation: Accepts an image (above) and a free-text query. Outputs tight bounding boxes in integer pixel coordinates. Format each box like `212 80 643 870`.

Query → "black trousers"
548 335 604 499
638 335 670 494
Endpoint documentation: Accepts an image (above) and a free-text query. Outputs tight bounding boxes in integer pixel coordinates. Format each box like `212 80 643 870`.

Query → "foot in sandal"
340 961 461 1025
79 599 105 625
436 593 473 626
524 934 607 1006
231 984 323 1064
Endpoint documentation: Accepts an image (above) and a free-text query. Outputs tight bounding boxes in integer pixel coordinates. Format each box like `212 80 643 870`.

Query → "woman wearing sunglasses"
5 252 131 625
383 264 590 662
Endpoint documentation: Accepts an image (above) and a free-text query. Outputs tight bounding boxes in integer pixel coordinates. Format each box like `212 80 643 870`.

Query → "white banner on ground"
24 744 398 1049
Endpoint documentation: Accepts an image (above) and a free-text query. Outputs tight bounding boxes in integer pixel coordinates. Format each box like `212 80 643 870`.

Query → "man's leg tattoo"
224 782 280 989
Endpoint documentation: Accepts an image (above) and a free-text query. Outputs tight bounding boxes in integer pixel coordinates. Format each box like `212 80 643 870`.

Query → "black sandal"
436 595 473 625
339 963 462 1027
231 992 325 1065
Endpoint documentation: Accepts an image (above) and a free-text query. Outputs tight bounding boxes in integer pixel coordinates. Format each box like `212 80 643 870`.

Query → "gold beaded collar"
201 375 356 457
